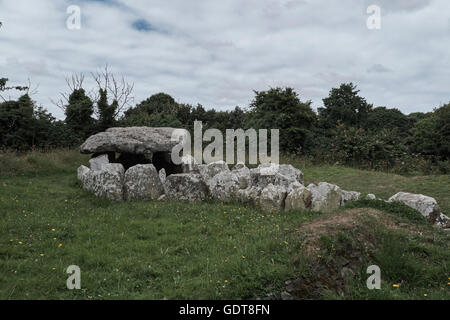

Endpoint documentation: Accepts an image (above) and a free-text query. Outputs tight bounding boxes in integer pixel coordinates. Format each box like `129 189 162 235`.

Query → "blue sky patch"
132 19 155 32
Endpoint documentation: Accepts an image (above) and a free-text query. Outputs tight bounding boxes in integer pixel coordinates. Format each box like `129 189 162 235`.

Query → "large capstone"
80 127 189 155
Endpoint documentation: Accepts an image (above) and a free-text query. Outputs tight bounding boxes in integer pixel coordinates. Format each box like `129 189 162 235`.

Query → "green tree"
319 83 372 129
413 103 450 159
366 106 410 137
125 93 178 117
64 88 94 139
0 94 35 149
97 88 117 131
247 87 317 153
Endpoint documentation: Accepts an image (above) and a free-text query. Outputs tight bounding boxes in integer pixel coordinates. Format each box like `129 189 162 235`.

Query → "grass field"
0 150 448 300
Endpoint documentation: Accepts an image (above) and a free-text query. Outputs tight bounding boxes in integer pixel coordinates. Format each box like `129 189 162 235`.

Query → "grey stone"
341 190 361 205
208 171 240 202
285 184 313 211
307 182 342 213
231 164 251 190
198 160 230 182
233 162 246 170
259 184 287 212
89 154 109 171
164 173 209 202
159 168 166 184
80 127 189 155
388 192 450 228
180 155 199 173
236 186 262 206
365 193 376 200
124 164 164 201
255 163 303 184
77 165 90 183
88 163 125 201
250 168 295 190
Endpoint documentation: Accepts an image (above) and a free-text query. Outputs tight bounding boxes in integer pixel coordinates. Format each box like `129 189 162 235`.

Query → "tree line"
1 72 449 173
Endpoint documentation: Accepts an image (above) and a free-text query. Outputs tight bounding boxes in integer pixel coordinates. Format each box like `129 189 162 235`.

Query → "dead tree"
91 65 134 118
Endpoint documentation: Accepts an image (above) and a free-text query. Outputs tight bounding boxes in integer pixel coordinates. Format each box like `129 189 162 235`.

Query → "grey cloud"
367 64 391 73
0 0 449 119
363 0 432 13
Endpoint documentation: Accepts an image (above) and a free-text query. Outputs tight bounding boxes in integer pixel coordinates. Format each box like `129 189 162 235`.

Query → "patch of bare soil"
277 208 419 300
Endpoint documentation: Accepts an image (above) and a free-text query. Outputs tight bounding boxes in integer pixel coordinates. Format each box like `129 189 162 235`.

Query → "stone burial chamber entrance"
80 127 185 175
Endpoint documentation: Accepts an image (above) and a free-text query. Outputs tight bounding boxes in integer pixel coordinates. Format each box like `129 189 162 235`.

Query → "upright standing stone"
164 173 209 202
285 184 312 211
89 163 125 201
124 164 164 201
307 182 342 213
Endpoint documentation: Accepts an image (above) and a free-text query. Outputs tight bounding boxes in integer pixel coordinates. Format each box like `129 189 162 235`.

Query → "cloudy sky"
0 0 449 119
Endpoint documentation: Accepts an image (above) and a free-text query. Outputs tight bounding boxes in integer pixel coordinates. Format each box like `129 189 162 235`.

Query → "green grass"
0 150 449 299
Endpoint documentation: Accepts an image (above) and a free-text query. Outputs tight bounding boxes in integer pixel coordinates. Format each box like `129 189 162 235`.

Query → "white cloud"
0 0 449 119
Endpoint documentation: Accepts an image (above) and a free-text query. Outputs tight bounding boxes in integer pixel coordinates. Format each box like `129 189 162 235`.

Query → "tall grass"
0 149 90 177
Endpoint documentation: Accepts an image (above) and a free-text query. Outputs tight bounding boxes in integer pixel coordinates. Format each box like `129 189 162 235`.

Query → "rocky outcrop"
388 192 450 228
80 127 189 155
124 164 164 201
